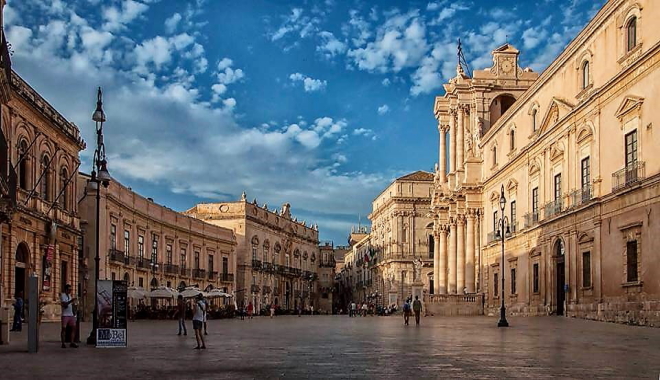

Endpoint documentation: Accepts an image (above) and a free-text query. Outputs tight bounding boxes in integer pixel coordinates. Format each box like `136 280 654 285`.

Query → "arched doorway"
123 272 130 285
489 94 517 126
15 243 30 298
150 277 158 290
554 239 566 316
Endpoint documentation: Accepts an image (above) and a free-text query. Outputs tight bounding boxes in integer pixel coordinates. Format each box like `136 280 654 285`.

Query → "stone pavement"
1 315 659 379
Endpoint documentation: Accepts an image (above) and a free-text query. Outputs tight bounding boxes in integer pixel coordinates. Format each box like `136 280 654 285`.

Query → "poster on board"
96 280 128 347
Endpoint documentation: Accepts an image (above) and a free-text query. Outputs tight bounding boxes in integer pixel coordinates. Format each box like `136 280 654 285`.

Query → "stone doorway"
554 239 566 316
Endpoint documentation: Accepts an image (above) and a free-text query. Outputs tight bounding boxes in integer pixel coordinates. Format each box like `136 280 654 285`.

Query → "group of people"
347 301 373 317
402 296 423 326
176 293 209 349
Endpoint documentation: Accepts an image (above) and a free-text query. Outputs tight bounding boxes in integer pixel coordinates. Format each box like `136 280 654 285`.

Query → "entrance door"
14 267 25 297
556 261 565 316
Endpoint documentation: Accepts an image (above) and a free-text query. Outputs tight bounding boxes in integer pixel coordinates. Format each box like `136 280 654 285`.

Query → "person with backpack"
412 295 423 326
403 300 411 326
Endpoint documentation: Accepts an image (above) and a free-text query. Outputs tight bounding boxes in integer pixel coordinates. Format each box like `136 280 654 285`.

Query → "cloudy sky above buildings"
6 0 605 243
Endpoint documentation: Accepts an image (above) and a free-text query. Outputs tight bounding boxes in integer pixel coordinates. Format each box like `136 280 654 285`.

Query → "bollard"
0 306 9 344
27 275 39 353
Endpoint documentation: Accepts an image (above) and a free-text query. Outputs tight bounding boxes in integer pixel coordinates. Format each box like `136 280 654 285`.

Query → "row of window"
110 224 227 272
251 242 316 270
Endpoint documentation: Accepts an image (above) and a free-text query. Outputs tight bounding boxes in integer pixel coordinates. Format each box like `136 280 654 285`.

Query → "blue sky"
6 0 604 243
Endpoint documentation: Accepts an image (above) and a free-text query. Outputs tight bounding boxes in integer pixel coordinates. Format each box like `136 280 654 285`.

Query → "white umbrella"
150 286 178 299
206 288 231 298
127 286 148 300
180 287 203 298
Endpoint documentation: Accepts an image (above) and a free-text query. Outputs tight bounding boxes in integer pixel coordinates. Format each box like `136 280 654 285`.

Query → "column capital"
448 107 458 116
456 214 466 225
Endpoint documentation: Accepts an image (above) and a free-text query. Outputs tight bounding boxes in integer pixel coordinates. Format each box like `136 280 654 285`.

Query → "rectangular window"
493 210 498 234
532 188 539 215
581 157 590 190
151 236 158 263
263 246 269 262
124 230 130 256
554 173 562 202
60 261 68 292
511 268 516 294
180 248 187 269
138 277 144 288
222 257 228 274
110 224 116 250
533 263 539 293
208 254 214 273
582 251 591 288
138 235 145 261
252 245 257 260
194 251 200 270
111 272 116 281
625 130 638 167
493 146 497 166
166 244 173 265
626 240 638 282
493 272 499 297
510 201 516 231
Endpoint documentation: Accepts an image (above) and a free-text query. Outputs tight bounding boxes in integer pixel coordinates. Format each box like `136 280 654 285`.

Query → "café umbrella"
127 286 148 300
149 286 179 299
180 287 203 298
206 288 232 298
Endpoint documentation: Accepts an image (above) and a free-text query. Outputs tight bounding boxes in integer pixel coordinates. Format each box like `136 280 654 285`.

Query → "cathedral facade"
431 0 660 325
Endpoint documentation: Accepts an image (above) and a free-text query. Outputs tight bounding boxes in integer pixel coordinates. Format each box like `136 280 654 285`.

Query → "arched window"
18 140 28 190
627 17 637 52
40 154 50 201
60 166 68 210
493 146 497 166
263 241 270 263
532 108 538 132
510 129 515 151
582 61 590 90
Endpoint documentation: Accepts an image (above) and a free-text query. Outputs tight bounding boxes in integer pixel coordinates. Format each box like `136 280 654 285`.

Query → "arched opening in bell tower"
489 94 516 127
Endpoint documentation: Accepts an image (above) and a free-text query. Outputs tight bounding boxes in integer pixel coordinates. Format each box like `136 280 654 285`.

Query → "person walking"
350 301 356 317
361 303 368 317
402 300 411 326
177 295 187 336
10 291 23 332
60 284 77 348
270 303 275 318
239 302 245 320
247 301 254 319
412 296 423 326
193 294 206 349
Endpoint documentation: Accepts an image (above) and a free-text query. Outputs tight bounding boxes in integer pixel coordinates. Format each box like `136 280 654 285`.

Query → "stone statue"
465 124 474 157
240 191 247 201
413 257 423 282
281 203 291 219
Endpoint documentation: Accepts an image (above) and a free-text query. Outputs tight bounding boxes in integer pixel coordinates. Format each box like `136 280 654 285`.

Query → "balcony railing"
180 267 191 277
193 269 206 279
124 255 134 265
613 162 645 191
544 198 563 219
262 285 271 294
136 258 150 270
164 264 179 275
109 249 125 264
208 271 217 280
570 185 593 208
219 273 234 282
252 259 262 270
523 211 540 229
487 231 501 244
262 262 274 273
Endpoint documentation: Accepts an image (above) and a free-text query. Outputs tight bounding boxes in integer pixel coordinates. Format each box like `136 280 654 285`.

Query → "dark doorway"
14 267 25 296
556 261 565 315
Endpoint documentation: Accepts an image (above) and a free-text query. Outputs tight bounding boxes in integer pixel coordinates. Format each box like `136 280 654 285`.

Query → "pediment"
615 96 644 120
576 125 594 144
506 179 519 192
578 232 594 244
529 159 541 176
538 97 575 134
490 191 500 202
549 142 565 162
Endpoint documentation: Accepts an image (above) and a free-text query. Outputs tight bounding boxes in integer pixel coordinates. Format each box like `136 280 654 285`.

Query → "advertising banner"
42 245 54 291
96 280 128 347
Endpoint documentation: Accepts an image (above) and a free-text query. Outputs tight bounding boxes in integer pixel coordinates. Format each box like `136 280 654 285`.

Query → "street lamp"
495 184 510 327
86 87 111 345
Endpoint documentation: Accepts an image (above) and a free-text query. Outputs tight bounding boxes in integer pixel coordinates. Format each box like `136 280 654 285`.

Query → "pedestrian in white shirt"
60 284 77 348
193 294 206 349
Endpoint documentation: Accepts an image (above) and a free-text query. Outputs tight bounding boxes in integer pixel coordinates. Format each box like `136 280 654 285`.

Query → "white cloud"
382 78 391 86
429 1 470 25
289 73 327 92
522 26 548 50
271 8 321 42
134 36 172 70
317 31 347 59
102 0 149 32
377 104 390 115
217 58 233 71
164 12 182 34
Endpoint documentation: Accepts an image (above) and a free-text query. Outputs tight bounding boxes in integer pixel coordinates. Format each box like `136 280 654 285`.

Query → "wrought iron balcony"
262 262 273 273
252 259 262 270
612 162 645 191
164 264 179 275
192 269 206 279
544 198 564 219
251 284 260 293
136 258 150 270
208 271 217 280
108 249 125 264
219 273 234 282
179 267 191 277
262 285 271 294
570 185 593 208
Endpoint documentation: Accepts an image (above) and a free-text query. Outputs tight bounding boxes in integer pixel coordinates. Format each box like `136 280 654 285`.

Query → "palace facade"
431 0 660 325
77 174 236 317
184 195 321 313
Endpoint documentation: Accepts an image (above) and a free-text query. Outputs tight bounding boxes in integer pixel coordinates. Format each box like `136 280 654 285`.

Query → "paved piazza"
1 316 660 379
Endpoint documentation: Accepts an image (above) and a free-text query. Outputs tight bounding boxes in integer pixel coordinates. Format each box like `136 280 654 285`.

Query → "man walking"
350 301 356 317
10 291 23 332
403 300 411 326
412 296 422 326
60 284 77 348
176 295 187 336
193 294 206 349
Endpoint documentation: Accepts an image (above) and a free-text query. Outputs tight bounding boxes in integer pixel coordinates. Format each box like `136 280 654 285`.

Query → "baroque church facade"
431 0 660 325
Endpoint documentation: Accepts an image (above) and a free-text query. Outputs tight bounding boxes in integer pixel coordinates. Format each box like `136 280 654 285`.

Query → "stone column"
448 219 457 294
438 125 447 183
438 227 448 294
457 215 465 294
457 105 464 172
449 109 456 174
466 211 475 293
475 210 482 293
433 231 440 294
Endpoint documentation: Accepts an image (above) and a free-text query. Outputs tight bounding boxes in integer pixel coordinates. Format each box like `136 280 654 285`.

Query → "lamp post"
495 184 510 327
86 87 111 345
